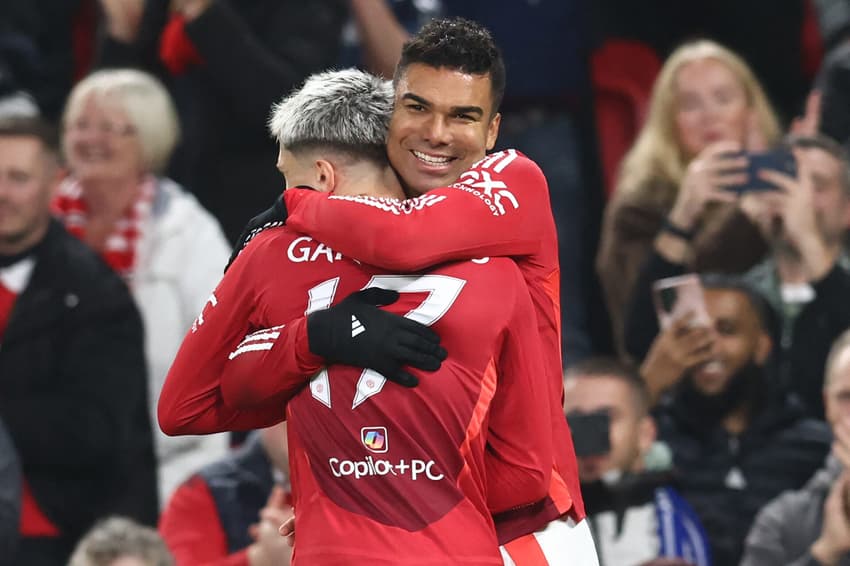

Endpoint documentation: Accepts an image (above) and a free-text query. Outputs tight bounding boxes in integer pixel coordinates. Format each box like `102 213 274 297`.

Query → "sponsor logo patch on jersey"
361 426 388 453
452 149 521 216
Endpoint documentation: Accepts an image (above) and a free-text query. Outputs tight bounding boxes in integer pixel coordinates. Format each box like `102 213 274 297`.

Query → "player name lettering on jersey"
329 455 444 481
287 236 345 263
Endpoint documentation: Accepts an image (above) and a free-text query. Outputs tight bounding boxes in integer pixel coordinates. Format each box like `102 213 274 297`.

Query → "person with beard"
641 275 831 566
624 134 850 419
563 358 711 566
0 115 157 564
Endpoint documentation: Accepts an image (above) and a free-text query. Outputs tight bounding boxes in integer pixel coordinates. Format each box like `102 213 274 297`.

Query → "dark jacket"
0 417 20 566
0 220 157 566
741 455 848 566
97 0 347 243
199 433 275 553
656 392 831 566
744 256 850 418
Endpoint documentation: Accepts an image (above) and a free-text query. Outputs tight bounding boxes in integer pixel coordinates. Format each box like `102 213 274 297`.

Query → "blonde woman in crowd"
55 69 231 505
596 39 782 356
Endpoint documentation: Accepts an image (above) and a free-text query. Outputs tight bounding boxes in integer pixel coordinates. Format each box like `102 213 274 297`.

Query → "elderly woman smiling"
54 69 231 505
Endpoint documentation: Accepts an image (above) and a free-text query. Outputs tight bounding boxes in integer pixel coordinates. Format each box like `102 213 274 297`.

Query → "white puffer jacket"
134 178 232 505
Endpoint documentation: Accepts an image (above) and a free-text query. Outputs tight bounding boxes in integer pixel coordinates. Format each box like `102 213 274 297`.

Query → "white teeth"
412 150 451 165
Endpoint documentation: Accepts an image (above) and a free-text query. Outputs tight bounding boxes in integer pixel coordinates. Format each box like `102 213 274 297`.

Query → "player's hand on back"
225 195 289 272
307 288 447 387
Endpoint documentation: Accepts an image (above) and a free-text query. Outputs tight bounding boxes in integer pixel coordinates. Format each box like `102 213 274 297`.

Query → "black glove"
307 288 447 387
225 195 288 272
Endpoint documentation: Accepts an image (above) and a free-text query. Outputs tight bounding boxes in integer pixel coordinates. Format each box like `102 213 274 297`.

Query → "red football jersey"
284 149 586 541
159 226 552 565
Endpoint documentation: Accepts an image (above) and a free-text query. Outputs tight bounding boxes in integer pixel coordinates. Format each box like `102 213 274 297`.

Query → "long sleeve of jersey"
284 150 548 271
484 267 552 514
219 315 321 409
157 236 323 435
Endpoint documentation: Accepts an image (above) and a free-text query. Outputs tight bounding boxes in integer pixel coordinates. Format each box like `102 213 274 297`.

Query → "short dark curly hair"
394 17 506 116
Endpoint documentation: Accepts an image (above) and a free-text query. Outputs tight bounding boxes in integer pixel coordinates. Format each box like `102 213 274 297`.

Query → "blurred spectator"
0 417 20 565
96 0 348 243
0 115 157 565
69 517 174 566
564 358 710 566
741 328 850 566
626 134 850 418
333 0 603 364
159 424 292 566
597 39 782 359
644 275 830 565
738 134 850 416
340 0 440 77
0 0 82 121
52 68 231 504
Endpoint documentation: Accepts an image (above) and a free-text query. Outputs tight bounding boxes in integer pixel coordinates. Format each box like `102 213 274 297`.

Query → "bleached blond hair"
268 68 393 164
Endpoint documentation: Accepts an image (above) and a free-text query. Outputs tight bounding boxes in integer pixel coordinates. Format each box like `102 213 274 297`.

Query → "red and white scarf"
52 176 156 282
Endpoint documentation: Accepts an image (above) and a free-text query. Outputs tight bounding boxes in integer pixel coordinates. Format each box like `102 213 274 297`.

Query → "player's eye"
454 113 475 122
406 104 425 112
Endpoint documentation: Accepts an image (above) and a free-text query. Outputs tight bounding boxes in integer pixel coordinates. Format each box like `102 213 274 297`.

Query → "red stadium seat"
591 40 661 199
800 0 824 81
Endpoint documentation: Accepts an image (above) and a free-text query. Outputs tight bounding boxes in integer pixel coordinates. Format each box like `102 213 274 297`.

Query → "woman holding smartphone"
597 39 782 358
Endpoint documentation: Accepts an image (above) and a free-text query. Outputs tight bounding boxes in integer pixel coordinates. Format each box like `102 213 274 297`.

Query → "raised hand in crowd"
667 141 746 233
746 151 835 280
639 313 714 403
811 471 850 566
791 90 823 137
248 485 293 566
169 0 213 20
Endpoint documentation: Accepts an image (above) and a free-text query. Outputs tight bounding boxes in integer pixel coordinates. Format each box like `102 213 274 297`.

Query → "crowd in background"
4 0 850 564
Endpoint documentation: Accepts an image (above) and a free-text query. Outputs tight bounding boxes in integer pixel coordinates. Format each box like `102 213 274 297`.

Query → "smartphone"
725 149 797 194
652 273 711 330
566 410 610 457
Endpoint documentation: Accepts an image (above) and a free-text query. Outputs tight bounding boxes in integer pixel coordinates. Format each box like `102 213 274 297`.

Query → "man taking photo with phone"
639 275 830 566
625 134 850 419
563 358 710 566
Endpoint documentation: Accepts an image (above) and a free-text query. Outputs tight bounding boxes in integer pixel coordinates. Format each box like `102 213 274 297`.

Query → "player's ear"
313 159 336 193
485 112 501 151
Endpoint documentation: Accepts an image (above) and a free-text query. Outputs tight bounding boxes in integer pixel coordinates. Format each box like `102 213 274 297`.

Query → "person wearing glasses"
54 68 232 507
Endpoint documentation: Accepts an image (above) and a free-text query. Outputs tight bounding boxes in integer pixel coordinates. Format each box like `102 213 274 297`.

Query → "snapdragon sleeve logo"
361 427 388 453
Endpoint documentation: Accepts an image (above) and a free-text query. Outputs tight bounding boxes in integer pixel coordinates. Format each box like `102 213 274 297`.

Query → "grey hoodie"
740 455 849 566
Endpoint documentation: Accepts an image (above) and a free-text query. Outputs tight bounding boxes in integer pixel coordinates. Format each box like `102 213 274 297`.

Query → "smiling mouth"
411 150 455 166
695 360 725 380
